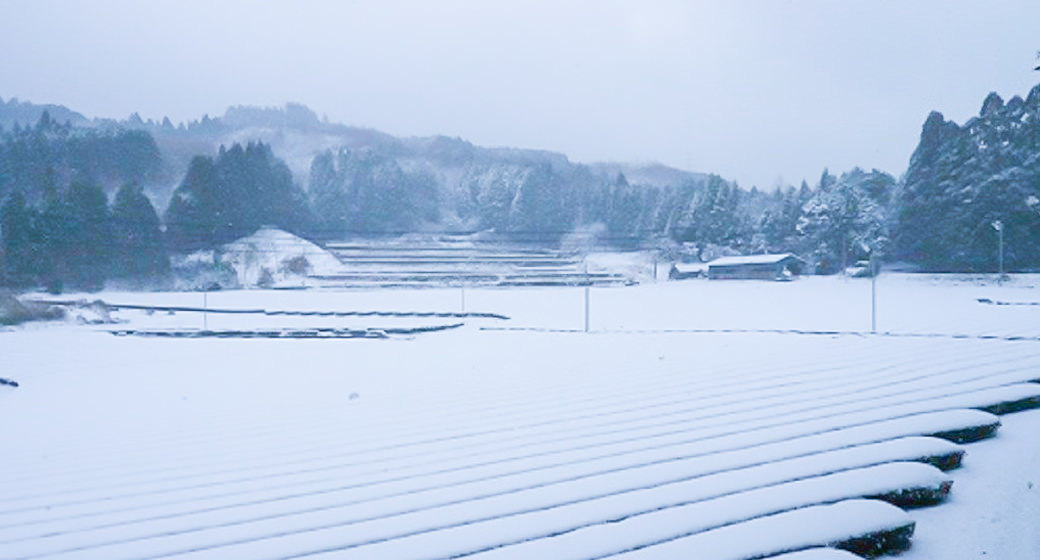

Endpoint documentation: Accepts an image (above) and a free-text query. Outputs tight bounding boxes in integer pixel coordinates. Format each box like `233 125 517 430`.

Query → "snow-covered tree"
797 168 893 273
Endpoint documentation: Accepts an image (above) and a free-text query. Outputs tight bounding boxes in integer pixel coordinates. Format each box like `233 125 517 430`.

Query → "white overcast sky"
2 0 1039 189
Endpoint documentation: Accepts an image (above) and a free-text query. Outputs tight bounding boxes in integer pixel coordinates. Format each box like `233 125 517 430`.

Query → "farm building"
668 262 709 280
707 253 804 280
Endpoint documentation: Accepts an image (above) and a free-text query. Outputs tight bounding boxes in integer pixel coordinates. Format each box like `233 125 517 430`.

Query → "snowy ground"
1 273 1039 558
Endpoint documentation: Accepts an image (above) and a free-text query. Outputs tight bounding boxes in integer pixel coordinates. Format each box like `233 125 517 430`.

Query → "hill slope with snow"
174 227 343 289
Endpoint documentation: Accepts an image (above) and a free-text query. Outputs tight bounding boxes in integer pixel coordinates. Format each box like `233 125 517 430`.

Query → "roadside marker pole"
203 290 208 331
461 286 466 313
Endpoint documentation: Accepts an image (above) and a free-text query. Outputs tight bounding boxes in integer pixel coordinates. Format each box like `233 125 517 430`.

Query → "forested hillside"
895 85 1040 271
0 111 160 204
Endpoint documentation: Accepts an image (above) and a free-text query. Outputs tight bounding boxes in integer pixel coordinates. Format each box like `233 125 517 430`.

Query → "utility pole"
999 226 1005 280
992 220 1005 282
842 230 848 279
584 262 590 333
870 251 877 333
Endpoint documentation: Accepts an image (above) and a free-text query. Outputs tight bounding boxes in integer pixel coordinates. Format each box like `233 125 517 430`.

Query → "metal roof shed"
707 253 804 280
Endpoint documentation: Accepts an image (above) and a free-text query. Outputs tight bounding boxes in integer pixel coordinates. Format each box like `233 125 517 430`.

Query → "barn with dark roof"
707 253 804 280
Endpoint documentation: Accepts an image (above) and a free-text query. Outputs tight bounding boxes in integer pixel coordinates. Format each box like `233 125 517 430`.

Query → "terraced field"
318 238 635 287
1 274 1039 558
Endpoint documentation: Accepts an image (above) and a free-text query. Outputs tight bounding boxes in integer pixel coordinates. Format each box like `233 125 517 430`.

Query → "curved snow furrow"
0 432 957 555
0 351 1015 503
761 549 863 560
168 466 935 560
2 331 903 482
0 348 893 511
0 408 993 559
0 358 1023 553
0 333 863 483
4 353 1010 553
199 455 935 559
0 333 1015 495
0 338 974 509
8 332 1010 494
0 359 1021 531
600 499 913 560
4 331 979 481
3 438 948 560
0 349 1015 526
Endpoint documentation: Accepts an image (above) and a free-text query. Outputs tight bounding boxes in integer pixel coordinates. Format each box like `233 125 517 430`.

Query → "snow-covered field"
1 273 1039 559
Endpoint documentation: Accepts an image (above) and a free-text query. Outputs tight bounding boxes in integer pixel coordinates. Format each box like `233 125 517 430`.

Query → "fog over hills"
0 99 708 211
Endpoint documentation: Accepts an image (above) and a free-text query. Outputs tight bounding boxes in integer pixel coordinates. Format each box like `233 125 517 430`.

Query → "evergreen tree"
308 150 345 236
60 178 112 290
510 164 571 242
111 182 168 280
603 173 642 245
797 168 892 273
35 180 65 292
676 175 740 259
758 186 804 253
165 143 311 252
0 190 37 287
164 156 220 252
309 148 440 236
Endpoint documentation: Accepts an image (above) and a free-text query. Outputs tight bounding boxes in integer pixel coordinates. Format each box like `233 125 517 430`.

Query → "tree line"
3 84 1040 292
0 113 166 291
0 114 309 291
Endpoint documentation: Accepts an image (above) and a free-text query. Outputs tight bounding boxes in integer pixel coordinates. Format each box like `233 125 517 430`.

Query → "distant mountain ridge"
0 99 709 204
6 97 715 224
0 97 90 130
1 97 715 243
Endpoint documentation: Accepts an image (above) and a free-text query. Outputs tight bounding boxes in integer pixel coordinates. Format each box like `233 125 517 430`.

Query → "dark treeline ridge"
165 142 311 253
2 84 1040 291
